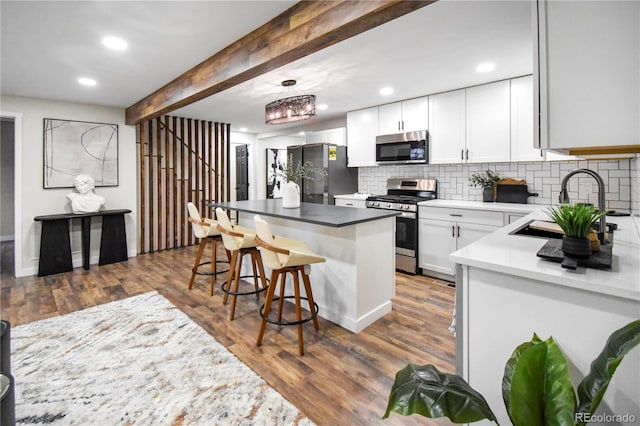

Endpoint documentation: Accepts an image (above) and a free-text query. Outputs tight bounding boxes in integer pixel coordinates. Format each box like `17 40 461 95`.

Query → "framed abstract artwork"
43 118 119 188
265 148 287 199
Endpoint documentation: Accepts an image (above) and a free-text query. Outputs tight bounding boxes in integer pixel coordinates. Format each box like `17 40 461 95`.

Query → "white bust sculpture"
66 174 105 213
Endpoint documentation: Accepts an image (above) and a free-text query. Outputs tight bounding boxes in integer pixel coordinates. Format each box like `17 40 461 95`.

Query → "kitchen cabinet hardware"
449 213 462 217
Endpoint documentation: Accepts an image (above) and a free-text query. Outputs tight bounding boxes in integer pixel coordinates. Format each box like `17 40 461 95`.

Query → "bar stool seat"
187 202 229 296
253 215 326 355
215 208 268 321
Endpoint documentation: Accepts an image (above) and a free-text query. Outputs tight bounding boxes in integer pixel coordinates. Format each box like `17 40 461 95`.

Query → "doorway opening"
0 117 15 276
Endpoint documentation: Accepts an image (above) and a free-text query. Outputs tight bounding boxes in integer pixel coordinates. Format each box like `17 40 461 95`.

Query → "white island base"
238 215 396 333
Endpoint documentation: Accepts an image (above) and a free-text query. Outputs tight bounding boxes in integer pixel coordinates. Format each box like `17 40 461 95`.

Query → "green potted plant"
275 154 325 208
548 203 607 257
468 170 501 202
383 319 640 425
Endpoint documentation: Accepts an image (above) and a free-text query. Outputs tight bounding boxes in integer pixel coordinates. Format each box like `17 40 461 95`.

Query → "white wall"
0 118 15 240
0 95 137 277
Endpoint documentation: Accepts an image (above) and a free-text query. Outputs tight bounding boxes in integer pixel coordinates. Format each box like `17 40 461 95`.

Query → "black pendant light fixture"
265 79 316 125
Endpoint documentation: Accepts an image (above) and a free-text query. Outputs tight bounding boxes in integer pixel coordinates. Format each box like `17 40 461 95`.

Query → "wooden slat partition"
148 121 154 252
138 124 146 254
137 116 231 254
179 118 186 247
172 116 178 248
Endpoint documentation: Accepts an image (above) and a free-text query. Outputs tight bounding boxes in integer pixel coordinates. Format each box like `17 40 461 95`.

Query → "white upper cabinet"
465 80 511 163
429 89 466 164
306 128 346 145
378 102 402 135
510 76 543 162
378 96 429 135
346 106 378 167
400 97 430 133
534 0 640 155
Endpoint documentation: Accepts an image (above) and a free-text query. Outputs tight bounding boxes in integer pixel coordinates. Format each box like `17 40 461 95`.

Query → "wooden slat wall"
137 116 231 254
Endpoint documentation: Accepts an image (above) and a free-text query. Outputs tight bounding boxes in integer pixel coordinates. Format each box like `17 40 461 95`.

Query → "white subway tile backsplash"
357 159 635 212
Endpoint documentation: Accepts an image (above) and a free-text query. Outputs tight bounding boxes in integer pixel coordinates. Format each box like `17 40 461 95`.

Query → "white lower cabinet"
419 206 502 278
335 198 366 208
504 212 527 225
419 218 459 276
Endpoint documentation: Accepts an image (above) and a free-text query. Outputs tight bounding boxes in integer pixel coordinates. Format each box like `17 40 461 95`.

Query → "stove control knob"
386 203 392 208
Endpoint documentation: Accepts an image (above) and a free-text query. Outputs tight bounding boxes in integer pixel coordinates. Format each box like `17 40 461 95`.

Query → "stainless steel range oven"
366 178 437 274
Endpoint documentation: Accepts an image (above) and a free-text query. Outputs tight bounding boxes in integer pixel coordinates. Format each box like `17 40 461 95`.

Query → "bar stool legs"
188 236 228 296
257 266 319 355
222 247 268 321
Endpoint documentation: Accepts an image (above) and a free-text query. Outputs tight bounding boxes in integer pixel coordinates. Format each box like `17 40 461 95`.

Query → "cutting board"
498 178 526 185
529 220 564 234
496 184 539 203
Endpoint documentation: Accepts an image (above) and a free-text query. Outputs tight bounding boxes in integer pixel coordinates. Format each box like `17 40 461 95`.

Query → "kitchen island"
209 200 398 333
451 210 640 424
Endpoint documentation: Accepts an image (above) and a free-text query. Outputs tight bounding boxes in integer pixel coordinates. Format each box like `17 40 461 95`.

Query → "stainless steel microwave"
375 130 428 165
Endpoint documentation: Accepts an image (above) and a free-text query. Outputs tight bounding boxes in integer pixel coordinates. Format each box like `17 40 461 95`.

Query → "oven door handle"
397 212 417 219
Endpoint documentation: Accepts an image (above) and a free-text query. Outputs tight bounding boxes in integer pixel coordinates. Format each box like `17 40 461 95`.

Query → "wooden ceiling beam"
125 0 436 125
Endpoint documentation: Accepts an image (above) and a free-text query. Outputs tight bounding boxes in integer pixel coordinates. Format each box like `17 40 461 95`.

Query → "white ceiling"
1 0 532 137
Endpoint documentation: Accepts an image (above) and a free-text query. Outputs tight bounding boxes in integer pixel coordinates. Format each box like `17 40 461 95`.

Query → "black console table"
34 209 131 277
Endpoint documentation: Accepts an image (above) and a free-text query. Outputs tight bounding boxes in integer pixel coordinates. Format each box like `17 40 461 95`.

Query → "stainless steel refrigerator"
287 143 358 205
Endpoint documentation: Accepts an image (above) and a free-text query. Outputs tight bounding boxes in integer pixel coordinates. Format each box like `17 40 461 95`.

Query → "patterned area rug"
11 291 313 425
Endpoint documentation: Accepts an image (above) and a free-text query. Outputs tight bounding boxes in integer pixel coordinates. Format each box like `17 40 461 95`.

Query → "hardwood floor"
1 245 456 426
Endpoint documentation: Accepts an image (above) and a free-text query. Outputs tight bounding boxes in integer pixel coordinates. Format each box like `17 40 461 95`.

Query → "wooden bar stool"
187 202 229 296
215 208 268 321
253 215 326 355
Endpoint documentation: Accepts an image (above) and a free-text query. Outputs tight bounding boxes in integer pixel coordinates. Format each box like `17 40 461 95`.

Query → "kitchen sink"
510 220 563 239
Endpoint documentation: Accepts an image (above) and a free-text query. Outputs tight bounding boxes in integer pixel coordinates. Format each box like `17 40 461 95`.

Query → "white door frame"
1 111 24 277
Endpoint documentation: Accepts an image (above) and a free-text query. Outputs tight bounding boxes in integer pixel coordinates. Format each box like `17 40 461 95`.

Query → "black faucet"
559 168 607 243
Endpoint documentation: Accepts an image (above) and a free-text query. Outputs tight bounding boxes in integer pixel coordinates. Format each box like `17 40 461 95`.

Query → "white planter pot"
281 181 300 208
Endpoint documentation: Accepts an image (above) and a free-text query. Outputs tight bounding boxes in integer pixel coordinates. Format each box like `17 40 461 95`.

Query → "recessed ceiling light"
380 87 394 96
317 104 328 110
299 131 306 135
476 62 496 73
238 127 248 132
102 36 128 51
78 77 97 87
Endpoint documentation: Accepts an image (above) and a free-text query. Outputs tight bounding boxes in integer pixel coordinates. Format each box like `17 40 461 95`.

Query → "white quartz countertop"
418 199 545 214
450 210 640 301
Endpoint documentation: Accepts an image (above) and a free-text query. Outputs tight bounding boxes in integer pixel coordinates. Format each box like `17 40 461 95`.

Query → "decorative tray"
536 235 613 270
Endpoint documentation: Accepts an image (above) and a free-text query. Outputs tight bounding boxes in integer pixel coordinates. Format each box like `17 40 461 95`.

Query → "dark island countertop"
207 200 398 228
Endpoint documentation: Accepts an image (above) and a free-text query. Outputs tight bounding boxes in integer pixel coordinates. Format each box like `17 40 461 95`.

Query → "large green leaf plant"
383 320 640 425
